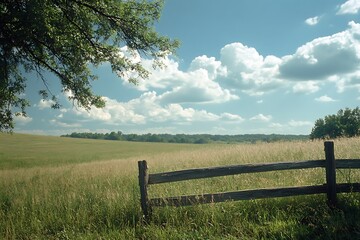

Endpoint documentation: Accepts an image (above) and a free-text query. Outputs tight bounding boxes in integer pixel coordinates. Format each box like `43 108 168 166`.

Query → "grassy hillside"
0 133 207 170
0 134 359 239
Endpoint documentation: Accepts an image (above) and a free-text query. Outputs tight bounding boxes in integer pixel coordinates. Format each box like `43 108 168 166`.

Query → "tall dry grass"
0 136 359 239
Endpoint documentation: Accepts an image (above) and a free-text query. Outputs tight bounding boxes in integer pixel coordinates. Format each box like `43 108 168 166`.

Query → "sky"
14 0 360 136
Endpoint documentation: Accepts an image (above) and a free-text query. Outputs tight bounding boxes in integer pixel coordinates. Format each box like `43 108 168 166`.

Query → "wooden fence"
138 141 360 219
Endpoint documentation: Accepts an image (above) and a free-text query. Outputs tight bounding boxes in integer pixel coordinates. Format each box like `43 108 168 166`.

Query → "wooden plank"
336 183 360 193
336 159 360 169
149 185 327 207
324 141 337 206
148 160 326 185
138 160 151 219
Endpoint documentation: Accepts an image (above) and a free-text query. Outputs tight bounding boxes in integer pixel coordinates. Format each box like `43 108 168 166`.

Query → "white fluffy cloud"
331 70 360 93
220 42 264 74
69 93 244 125
118 22 360 101
337 0 360 14
35 99 55 110
73 96 146 124
218 43 283 95
120 42 283 100
250 114 272 122
159 71 238 104
220 113 245 122
125 55 184 91
122 54 238 104
189 55 227 79
305 16 320 26
223 22 360 95
315 95 336 102
55 21 359 133
293 81 320 94
279 21 360 81
14 114 32 125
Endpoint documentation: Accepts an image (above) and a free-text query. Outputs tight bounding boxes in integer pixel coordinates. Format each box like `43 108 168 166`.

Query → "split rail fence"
138 141 360 219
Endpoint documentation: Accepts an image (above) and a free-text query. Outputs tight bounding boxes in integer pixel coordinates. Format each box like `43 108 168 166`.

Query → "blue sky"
15 0 360 135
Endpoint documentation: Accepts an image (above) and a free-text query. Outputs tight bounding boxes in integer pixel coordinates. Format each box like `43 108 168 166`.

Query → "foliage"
61 131 309 144
310 107 360 139
0 0 179 132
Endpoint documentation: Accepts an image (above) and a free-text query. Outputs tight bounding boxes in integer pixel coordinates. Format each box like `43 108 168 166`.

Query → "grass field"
0 133 359 239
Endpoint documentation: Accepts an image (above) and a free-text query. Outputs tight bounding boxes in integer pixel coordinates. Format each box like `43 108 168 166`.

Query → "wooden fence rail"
138 141 360 219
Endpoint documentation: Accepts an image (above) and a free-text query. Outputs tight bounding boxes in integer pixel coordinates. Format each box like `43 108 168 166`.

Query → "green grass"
0 133 207 170
0 134 359 239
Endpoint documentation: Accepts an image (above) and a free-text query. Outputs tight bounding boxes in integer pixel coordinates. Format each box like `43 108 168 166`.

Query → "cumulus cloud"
220 113 245 122
124 55 184 91
121 54 239 104
121 41 286 100
189 55 227 79
117 21 360 102
14 114 32 125
337 0 360 14
73 97 146 124
160 71 238 104
218 43 284 95
250 114 272 122
305 16 320 26
220 22 360 95
279 21 360 81
315 95 336 102
220 42 264 74
331 71 360 93
69 93 244 125
293 81 320 94
35 99 56 110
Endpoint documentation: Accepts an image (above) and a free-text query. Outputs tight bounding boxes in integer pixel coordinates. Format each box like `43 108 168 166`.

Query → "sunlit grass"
0 134 359 239
0 133 207 170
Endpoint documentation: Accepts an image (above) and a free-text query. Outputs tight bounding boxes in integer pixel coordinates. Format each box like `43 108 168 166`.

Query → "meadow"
0 133 359 239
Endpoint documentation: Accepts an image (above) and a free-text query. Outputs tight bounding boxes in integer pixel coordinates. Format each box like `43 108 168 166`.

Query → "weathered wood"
139 141 360 216
150 185 328 207
336 183 360 193
336 159 360 169
325 141 337 206
149 183 360 207
138 160 150 219
148 160 326 185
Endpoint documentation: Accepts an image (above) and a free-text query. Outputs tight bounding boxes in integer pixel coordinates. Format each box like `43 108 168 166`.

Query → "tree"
338 107 360 137
310 107 360 139
310 118 326 139
0 0 179 132
323 114 342 139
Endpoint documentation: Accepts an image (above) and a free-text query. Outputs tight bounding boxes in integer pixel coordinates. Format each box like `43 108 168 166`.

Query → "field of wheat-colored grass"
0 134 359 239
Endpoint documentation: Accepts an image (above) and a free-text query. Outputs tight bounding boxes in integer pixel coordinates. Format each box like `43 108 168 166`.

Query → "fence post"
324 141 337 207
138 160 151 220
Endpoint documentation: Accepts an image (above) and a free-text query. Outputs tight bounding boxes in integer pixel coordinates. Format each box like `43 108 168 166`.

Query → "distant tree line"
61 131 309 144
310 107 360 139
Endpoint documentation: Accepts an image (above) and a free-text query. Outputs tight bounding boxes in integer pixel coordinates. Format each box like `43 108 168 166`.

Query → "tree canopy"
0 0 179 131
310 107 360 139
61 131 309 144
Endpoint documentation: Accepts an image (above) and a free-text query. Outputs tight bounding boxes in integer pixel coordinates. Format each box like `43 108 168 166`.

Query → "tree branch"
55 3 99 51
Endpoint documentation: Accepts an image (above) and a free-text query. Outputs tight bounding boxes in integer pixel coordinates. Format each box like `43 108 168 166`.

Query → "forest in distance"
61 131 309 144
